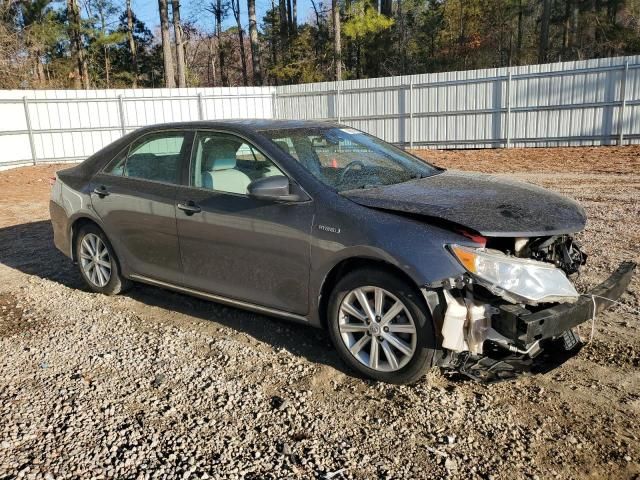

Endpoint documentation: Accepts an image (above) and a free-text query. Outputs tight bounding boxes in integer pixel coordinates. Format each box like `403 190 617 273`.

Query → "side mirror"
248 175 307 202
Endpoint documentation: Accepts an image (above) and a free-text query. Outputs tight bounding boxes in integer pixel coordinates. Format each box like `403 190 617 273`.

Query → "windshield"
261 127 441 192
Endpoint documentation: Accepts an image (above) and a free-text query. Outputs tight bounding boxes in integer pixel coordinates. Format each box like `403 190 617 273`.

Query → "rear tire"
327 268 437 384
75 224 130 295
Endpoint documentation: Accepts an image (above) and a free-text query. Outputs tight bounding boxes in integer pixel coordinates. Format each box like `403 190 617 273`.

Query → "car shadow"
0 220 355 379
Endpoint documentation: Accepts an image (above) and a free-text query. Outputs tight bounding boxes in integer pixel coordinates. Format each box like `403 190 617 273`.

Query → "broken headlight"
449 245 579 304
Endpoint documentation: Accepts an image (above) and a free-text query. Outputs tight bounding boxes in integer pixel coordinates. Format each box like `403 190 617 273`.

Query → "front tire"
327 268 437 384
75 224 130 295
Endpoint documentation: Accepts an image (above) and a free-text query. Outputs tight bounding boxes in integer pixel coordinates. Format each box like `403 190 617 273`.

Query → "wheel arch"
69 216 122 275
317 256 428 329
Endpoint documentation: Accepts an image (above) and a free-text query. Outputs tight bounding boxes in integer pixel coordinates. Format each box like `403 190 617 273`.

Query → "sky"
130 0 323 36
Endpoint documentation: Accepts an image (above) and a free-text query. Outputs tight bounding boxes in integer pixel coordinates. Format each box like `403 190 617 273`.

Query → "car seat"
202 140 251 194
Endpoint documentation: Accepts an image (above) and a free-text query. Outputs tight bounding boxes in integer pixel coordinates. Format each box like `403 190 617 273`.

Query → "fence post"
408 81 414 150
505 71 512 148
618 61 629 145
197 92 204 120
272 90 278 119
336 81 341 123
117 95 126 136
22 97 37 165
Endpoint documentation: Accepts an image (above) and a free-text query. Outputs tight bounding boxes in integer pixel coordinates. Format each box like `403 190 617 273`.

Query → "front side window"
190 132 284 195
262 127 441 192
106 132 186 184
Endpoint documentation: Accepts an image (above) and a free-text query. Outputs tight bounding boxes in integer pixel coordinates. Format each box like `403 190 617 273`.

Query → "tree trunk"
215 0 228 86
99 7 110 87
343 0 351 71
126 0 139 87
563 0 569 52
287 0 293 35
231 0 248 86
398 0 405 74
66 0 89 89
516 0 523 64
34 50 46 87
158 0 175 87
570 1 579 53
279 0 288 45
332 0 341 81
104 47 110 87
208 36 217 86
380 0 391 17
271 0 279 84
172 0 187 87
539 0 551 63
247 0 262 85
292 0 297 33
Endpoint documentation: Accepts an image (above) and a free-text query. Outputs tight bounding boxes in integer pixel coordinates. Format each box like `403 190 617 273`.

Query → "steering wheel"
336 160 365 185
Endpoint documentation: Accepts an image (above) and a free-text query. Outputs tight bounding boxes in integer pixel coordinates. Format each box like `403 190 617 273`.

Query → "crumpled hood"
342 170 587 237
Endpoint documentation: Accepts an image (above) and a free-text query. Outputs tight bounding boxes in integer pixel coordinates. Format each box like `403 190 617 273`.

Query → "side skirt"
129 274 310 324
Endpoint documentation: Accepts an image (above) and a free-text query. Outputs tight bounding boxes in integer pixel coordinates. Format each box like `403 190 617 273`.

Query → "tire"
327 268 437 384
75 223 130 295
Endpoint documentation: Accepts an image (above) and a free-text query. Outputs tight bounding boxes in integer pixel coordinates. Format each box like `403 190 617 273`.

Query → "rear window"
106 132 186 184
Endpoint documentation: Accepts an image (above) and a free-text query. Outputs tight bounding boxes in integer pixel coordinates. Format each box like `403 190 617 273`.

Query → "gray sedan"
50 120 635 383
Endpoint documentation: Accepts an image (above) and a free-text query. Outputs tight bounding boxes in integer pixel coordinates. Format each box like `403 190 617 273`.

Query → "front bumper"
492 261 636 348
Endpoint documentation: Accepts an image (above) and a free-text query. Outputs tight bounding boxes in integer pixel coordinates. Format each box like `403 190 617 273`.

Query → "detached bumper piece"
451 261 636 383
492 261 636 348
456 330 582 383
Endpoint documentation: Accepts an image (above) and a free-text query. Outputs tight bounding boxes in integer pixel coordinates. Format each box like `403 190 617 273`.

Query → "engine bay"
487 234 587 275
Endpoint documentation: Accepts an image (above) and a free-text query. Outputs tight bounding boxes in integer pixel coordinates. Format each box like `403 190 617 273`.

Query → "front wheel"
75 224 130 295
327 268 437 384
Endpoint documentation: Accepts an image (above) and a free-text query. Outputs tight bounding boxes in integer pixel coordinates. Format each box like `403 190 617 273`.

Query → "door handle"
93 186 110 197
177 201 202 215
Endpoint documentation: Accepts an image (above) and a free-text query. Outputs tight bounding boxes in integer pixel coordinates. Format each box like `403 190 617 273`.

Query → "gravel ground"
0 146 639 479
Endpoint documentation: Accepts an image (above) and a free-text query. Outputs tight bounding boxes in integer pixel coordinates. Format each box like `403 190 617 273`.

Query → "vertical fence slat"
198 93 204 120
272 91 278 119
505 71 512 148
22 97 37 165
336 81 341 123
409 81 414 149
117 95 126 135
618 61 629 145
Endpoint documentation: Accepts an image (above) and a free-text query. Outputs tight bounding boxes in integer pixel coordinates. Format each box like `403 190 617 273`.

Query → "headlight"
449 244 579 304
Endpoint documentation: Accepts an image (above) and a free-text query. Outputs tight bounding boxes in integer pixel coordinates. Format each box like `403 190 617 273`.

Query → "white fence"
277 55 640 149
0 87 274 167
1 55 639 167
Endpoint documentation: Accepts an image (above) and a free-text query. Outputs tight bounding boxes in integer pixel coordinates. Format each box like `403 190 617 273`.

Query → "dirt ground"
0 146 638 479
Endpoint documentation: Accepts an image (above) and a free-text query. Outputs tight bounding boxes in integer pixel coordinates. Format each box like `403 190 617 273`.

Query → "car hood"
342 170 587 237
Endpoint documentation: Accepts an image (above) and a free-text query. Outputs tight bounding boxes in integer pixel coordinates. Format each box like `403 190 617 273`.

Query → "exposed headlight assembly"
449 244 579 305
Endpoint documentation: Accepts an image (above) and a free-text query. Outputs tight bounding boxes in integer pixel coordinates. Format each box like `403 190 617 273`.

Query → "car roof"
135 119 341 134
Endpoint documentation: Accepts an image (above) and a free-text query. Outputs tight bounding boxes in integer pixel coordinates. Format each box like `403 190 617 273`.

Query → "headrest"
274 140 290 154
203 140 239 171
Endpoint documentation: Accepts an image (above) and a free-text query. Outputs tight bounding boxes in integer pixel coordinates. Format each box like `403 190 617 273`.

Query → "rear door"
174 130 314 315
90 130 193 282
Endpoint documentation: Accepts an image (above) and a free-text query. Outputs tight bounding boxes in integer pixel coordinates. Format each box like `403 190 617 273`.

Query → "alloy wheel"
79 233 112 288
338 286 417 372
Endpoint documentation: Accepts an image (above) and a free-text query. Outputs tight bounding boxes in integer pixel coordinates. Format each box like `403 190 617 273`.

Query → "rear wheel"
327 268 436 384
75 224 130 295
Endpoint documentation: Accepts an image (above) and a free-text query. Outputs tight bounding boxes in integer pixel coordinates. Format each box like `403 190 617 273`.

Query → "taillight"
49 176 57 186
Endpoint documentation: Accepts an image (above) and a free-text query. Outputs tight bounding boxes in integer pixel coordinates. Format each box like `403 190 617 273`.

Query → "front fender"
308 204 473 326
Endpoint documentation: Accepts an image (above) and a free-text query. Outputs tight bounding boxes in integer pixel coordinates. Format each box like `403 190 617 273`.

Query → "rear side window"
106 132 186 184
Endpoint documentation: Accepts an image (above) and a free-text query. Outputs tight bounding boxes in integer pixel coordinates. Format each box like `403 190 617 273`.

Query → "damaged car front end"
431 235 635 382
343 170 635 382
